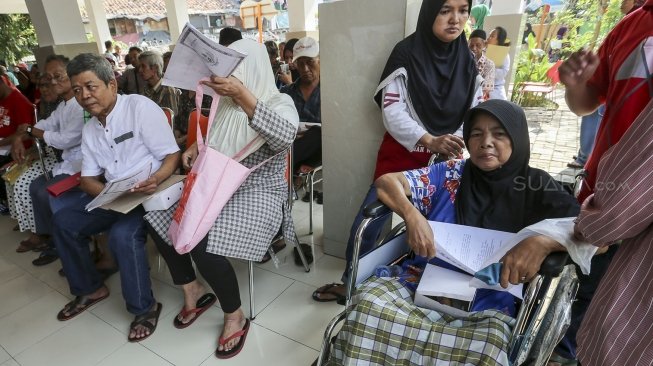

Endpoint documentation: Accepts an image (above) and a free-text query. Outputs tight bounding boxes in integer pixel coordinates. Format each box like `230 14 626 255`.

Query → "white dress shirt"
34 97 84 176
81 94 179 182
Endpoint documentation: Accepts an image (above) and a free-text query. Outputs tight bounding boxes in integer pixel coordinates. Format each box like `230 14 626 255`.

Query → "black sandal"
57 291 110 321
258 236 287 264
128 302 162 342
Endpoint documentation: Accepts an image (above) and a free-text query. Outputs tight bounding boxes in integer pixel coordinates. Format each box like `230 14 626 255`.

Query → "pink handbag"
168 81 280 254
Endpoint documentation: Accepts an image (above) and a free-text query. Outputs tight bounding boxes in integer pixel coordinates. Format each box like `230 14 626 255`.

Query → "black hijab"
374 0 478 136
455 100 579 233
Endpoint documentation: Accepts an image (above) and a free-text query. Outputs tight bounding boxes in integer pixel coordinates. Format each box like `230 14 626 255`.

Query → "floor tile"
0 290 70 356
0 257 25 286
96 342 172 366
0 359 19 366
0 347 9 364
256 248 346 288
0 274 51 319
14 313 126 366
198 322 318 366
254 281 343 350
230 261 295 317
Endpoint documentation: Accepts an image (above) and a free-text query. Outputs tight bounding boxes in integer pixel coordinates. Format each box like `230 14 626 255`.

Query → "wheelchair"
316 200 579 366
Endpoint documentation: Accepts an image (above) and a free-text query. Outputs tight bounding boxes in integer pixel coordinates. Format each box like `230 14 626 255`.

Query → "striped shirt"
575 99 653 366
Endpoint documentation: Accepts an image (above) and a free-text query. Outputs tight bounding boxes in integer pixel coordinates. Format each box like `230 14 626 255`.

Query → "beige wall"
319 0 408 257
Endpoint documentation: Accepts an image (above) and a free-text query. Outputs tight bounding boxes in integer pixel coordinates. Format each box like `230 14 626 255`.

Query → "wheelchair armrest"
362 200 392 219
538 252 571 277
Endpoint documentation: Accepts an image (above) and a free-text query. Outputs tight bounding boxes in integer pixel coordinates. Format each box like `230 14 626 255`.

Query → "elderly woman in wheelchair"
321 100 592 365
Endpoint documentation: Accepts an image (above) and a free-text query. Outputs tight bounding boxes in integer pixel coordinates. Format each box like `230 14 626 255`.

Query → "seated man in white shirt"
52 53 180 342
11 54 85 256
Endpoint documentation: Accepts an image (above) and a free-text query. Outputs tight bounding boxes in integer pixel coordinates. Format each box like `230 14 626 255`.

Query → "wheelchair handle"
363 200 392 219
538 252 571 277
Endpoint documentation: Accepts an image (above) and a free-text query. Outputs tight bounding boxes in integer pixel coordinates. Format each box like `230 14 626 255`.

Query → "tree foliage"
0 14 38 65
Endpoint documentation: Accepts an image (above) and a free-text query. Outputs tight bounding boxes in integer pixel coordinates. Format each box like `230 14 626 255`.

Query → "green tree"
0 14 38 65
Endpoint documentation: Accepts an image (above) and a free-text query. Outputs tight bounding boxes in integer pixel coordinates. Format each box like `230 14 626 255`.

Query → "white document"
429 221 515 274
85 162 152 212
298 122 321 133
163 23 247 93
417 264 477 301
479 218 598 275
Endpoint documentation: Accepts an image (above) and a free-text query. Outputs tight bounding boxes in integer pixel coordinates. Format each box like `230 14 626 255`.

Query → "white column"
85 0 113 53
286 0 319 39
25 0 87 47
490 0 525 15
164 0 190 44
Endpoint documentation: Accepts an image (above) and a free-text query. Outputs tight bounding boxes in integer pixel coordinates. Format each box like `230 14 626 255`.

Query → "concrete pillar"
286 0 319 40
164 0 190 44
25 0 97 67
484 0 526 98
85 0 113 54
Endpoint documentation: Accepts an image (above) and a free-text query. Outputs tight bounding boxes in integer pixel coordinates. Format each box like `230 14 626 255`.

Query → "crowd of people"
1 0 651 363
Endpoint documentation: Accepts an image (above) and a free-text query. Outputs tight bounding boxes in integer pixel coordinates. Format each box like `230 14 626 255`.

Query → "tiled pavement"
523 88 583 184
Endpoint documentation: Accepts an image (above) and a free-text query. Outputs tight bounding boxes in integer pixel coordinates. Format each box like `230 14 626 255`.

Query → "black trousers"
293 126 322 172
147 223 241 313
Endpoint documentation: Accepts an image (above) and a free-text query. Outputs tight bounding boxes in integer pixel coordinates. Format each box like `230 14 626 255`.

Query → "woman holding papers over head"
487 26 511 100
144 39 299 359
313 0 484 305
328 100 598 365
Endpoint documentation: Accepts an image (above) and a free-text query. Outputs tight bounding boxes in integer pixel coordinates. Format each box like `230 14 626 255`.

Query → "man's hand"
405 212 436 258
559 50 600 88
278 71 292 85
182 143 199 171
499 235 564 288
132 176 159 195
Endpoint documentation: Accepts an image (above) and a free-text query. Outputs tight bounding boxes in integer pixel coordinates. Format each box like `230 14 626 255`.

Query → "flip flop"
312 283 346 305
128 302 162 343
258 237 287 264
173 293 217 329
16 239 41 253
57 291 110 321
215 318 250 359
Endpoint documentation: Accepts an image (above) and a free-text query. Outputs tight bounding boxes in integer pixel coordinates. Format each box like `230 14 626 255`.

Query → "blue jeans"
52 194 154 316
30 173 72 235
576 105 605 165
341 185 391 283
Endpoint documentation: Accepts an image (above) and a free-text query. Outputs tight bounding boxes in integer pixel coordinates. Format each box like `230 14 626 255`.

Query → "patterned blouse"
477 54 495 98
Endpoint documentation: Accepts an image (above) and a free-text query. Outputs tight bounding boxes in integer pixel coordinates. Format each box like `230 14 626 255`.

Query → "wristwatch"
26 126 33 137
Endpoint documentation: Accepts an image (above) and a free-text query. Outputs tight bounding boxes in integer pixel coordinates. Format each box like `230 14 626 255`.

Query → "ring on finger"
519 276 527 282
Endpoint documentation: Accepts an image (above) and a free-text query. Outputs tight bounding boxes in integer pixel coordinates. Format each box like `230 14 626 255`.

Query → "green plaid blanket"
328 278 515 366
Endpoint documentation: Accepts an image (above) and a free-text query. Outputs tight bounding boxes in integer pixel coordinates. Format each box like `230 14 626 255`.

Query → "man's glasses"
42 73 68 83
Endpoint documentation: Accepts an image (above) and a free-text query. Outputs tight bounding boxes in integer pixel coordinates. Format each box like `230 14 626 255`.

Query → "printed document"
85 162 152 211
163 23 246 93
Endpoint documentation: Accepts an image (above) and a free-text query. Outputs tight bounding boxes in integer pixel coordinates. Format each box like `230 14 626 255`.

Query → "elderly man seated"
52 53 180 342
139 50 178 118
10 55 85 256
280 36 323 203
117 46 145 95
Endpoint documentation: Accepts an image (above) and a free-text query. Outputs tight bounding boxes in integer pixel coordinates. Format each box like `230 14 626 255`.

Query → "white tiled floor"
0 199 345 366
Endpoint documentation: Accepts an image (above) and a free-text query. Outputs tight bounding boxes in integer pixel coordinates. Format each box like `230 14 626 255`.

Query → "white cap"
292 37 319 62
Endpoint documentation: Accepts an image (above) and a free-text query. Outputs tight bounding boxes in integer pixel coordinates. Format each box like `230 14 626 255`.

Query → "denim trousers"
577 105 605 165
30 173 76 235
52 193 154 316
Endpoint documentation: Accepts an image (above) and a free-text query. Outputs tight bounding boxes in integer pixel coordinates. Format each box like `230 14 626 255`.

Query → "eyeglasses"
42 73 68 84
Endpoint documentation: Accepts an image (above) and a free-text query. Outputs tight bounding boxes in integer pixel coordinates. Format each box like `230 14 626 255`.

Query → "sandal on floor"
57 291 110 321
312 283 346 305
215 318 250 359
128 302 162 343
16 239 41 253
258 237 287 264
173 293 217 329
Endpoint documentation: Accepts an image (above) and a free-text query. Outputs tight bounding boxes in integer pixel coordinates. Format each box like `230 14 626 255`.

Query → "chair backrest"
186 108 209 147
546 60 564 86
161 107 174 129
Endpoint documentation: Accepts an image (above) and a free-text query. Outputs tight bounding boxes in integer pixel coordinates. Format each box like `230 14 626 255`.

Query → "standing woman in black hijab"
313 0 484 303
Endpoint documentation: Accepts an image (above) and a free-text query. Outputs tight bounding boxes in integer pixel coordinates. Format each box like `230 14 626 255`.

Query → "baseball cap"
292 37 319 62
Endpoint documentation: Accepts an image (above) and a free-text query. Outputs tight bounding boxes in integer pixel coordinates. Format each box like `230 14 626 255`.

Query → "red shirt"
0 89 35 147
580 2 653 202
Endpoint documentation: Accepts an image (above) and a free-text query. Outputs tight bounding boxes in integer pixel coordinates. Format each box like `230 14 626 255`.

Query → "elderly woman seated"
329 100 595 365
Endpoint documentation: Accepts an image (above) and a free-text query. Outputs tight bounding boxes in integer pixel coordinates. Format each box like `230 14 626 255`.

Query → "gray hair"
138 51 164 78
67 53 115 85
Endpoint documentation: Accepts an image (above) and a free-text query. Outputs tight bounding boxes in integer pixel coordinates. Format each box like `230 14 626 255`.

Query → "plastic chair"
186 108 210 148
514 60 563 107
161 107 174 130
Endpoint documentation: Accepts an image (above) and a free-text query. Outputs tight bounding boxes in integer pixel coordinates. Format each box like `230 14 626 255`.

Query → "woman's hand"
421 134 465 157
11 139 27 164
201 75 257 118
405 212 436 259
182 142 199 171
499 235 564 288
